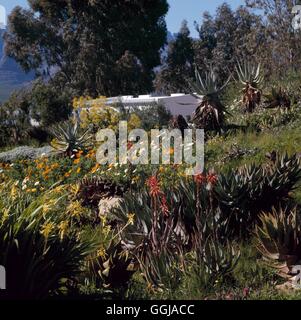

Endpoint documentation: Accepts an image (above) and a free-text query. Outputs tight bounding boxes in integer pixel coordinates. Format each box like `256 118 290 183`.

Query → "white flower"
34 181 40 186
22 185 27 191
22 177 29 185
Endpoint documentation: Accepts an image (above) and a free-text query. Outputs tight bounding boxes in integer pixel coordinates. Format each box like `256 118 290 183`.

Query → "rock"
98 197 123 216
276 281 294 294
0 146 56 163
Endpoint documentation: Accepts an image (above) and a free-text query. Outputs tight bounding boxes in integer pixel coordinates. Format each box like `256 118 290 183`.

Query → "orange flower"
73 158 81 165
91 164 100 174
146 176 162 197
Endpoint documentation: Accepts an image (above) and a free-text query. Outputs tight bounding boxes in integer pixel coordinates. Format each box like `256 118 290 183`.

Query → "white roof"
88 94 202 117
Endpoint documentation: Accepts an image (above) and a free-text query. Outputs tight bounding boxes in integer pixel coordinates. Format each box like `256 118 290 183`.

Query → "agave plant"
88 240 135 289
78 176 127 210
264 87 291 109
189 67 230 133
200 239 240 281
215 153 301 238
255 207 301 279
235 60 263 112
51 120 93 157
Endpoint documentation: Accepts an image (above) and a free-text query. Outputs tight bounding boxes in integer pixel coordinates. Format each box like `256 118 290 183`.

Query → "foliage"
235 61 263 112
50 120 93 156
155 20 194 94
190 67 229 133
0 181 96 299
255 207 301 277
0 81 71 147
4 0 169 97
264 87 291 109
215 154 301 238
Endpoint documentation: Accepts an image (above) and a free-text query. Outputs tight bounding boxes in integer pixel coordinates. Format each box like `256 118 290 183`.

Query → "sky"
0 0 245 37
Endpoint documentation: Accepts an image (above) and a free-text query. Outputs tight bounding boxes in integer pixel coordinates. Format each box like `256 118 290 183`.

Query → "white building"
96 93 202 120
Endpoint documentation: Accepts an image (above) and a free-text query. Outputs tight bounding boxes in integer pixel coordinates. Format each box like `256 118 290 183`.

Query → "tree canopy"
4 0 169 97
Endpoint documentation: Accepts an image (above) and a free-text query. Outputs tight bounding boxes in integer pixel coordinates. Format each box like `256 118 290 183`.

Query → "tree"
246 0 301 76
194 4 265 83
155 20 194 93
4 0 169 97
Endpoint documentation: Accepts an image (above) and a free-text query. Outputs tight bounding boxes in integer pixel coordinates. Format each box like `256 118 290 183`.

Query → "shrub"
0 182 95 299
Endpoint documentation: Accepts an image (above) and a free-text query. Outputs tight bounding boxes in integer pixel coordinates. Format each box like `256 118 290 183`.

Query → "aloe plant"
235 60 263 112
264 87 291 109
190 67 230 133
215 153 301 238
255 207 301 278
51 120 93 156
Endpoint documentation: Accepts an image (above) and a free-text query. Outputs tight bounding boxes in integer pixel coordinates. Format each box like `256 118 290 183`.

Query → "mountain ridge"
0 29 34 102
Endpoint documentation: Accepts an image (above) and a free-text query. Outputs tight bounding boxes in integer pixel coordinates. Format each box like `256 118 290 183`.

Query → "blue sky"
0 0 245 37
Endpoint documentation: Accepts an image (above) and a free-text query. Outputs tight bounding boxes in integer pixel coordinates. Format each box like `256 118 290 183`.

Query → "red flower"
243 287 250 298
127 142 134 150
160 196 169 217
206 173 218 185
146 176 162 197
194 173 207 185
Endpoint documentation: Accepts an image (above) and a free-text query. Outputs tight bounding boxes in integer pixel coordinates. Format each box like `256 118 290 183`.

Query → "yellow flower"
40 222 54 239
53 185 65 193
90 163 100 174
42 203 52 215
97 247 107 259
58 220 69 240
10 185 18 199
70 184 80 196
73 158 80 165
100 214 107 227
76 167 81 174
31 188 37 193
1 208 9 224
127 213 135 225
103 225 111 237
67 201 83 218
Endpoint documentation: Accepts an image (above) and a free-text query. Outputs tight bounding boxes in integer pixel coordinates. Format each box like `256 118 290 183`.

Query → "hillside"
0 29 34 102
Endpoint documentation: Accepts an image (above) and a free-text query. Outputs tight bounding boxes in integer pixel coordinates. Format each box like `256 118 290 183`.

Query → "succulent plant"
50 120 93 156
169 115 189 137
264 87 291 109
255 207 301 278
78 176 127 210
235 60 263 112
201 239 240 280
190 67 230 133
88 240 135 289
215 153 301 238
